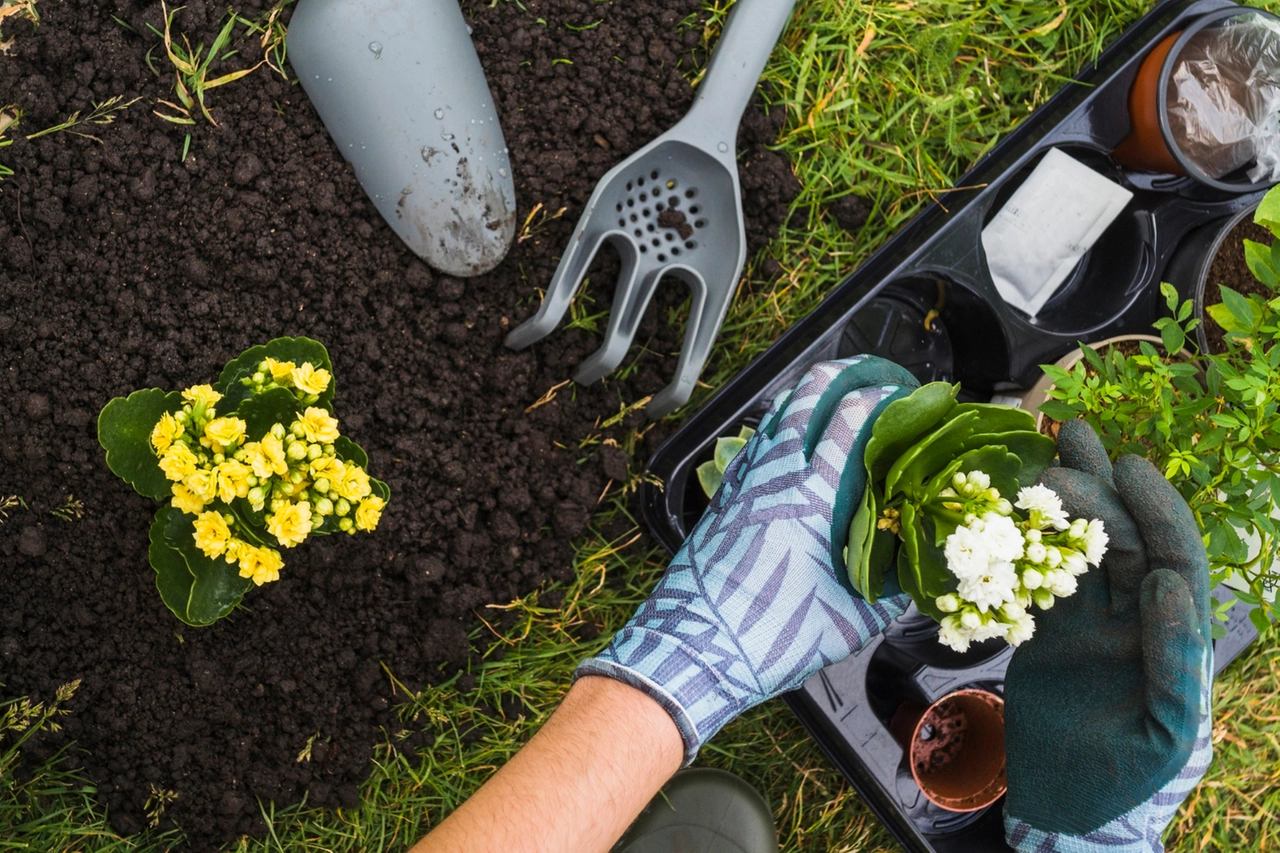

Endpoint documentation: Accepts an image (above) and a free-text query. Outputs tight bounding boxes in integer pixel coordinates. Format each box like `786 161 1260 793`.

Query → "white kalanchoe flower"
1021 567 1045 590
936 593 961 613
1045 545 1063 568
980 512 1025 562
1062 550 1089 577
957 560 1019 612
1082 518 1109 566
944 522 991 581
1043 569 1078 597
1015 484 1071 530
1004 610 1036 645
939 614 971 653
1025 542 1047 564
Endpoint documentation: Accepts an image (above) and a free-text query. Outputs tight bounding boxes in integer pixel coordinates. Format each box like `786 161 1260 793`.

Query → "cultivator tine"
646 267 736 419
505 213 610 351
574 256 664 386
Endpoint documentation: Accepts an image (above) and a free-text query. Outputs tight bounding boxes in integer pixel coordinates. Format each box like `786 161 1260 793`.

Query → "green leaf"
335 435 370 469
98 388 184 500
959 431 1056 488
863 382 957 482
236 386 302 442
845 490 876 600
1249 605 1272 634
1255 186 1280 237
946 402 1036 434
1244 239 1279 288
1037 400 1080 421
1160 319 1185 356
865 527 895 603
161 505 253 625
370 478 391 502
1205 302 1244 332
736 426 756 442
696 460 722 499
1219 286 1257 330
149 509 199 623
215 337 334 412
885 410 980 498
896 506 953 620
713 436 748 472
954 445 1022 501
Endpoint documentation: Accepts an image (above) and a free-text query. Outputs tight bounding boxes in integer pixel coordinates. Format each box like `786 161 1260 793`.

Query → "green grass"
6 0 1280 850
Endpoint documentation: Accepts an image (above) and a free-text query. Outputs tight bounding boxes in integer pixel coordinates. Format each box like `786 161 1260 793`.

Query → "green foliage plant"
98 337 390 626
1041 187 1280 634
695 426 756 498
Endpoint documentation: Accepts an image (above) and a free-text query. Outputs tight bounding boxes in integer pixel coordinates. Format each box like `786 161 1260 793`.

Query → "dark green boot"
614 768 778 853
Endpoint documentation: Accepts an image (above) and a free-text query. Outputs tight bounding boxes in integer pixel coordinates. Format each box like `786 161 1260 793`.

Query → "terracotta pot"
889 689 1007 812
1112 30 1184 176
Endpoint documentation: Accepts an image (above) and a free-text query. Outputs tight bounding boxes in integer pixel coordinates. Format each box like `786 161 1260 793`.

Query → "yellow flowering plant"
97 337 390 626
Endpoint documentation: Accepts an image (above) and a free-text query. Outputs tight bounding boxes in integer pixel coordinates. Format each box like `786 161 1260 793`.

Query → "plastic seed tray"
639 1 1264 850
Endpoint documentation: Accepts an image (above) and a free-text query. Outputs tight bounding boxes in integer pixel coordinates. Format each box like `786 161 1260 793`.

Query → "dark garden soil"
1202 215 1274 353
0 1 798 848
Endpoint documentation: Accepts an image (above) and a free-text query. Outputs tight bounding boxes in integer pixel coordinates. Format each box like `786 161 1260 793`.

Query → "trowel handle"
681 0 798 152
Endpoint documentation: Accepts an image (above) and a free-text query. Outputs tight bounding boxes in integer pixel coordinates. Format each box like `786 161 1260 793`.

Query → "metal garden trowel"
504 0 798 418
288 0 517 277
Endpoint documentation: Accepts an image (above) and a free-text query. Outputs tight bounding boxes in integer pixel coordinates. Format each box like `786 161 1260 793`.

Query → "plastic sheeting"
1167 13 1280 183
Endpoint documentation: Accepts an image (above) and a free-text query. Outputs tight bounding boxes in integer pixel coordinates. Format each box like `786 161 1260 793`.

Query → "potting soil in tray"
1202 215 1275 353
0 0 798 847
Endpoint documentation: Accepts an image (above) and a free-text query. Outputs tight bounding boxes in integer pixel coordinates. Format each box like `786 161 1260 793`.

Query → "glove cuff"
574 626 745 766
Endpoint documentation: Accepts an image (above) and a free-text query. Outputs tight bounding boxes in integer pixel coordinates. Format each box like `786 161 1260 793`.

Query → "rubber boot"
614 768 779 853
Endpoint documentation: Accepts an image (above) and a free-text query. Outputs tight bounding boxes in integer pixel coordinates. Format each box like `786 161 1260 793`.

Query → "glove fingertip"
1056 419 1114 485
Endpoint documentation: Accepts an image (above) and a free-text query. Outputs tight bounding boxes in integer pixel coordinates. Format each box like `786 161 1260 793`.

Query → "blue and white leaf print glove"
576 356 920 765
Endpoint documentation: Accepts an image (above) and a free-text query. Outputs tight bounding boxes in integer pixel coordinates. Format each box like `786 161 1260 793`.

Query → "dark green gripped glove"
1003 420 1212 849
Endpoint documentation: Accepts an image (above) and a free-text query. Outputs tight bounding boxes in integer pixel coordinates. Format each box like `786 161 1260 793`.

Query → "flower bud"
1032 588 1055 609
994 498 1012 516
252 371 266 384
287 442 307 461
1025 528 1042 543
315 497 334 516
310 514 325 531
270 498 286 513
338 517 354 532
1021 567 1044 590
961 611 982 630
291 422 306 439
936 594 961 613
1045 546 1062 568
1069 518 1087 539
328 490 339 501
246 475 258 487
258 360 270 372
248 487 265 505
175 411 190 425
223 513 235 525
290 470 304 484
335 498 351 517
304 393 320 405
1025 542 1047 564
307 444 323 461
213 452 225 464
271 423 286 440
953 472 967 491
313 477 331 495
324 444 336 456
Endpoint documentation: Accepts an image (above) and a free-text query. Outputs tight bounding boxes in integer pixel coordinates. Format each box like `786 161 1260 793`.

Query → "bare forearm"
410 675 683 853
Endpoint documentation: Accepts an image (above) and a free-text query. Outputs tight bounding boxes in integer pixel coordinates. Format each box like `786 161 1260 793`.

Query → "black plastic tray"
638 2 1265 850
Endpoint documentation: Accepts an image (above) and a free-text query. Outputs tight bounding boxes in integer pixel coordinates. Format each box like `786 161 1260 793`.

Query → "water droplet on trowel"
717 141 729 153
368 41 383 58
434 108 445 120
441 131 455 141
498 167 508 177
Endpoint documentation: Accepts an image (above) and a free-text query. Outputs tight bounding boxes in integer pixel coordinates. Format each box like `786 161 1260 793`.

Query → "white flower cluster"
934 475 1107 652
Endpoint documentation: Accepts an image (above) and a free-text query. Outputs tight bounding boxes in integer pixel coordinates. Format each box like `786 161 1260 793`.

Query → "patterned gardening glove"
1004 420 1213 852
576 355 919 765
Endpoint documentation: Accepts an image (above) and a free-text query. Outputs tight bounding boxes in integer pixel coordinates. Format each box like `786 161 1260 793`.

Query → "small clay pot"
1113 8 1280 192
889 688 1007 812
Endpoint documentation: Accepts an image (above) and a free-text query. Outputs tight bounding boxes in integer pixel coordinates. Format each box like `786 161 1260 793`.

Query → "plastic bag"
1167 14 1280 182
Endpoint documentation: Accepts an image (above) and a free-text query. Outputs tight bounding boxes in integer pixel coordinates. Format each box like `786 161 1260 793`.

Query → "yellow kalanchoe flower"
258 433 290 478
310 454 345 481
267 501 312 548
181 384 223 409
192 511 231 558
171 482 207 515
214 459 252 503
184 469 218 505
151 412 184 454
354 495 385 532
159 442 198 482
336 464 371 501
204 416 246 453
298 407 340 443
263 357 296 380
291 362 331 396
237 544 284 586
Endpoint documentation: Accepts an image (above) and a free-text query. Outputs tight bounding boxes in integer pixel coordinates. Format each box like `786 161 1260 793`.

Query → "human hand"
1004 420 1212 851
577 356 920 765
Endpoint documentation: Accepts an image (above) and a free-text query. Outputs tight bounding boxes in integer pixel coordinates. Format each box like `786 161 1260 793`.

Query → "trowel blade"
288 0 517 277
